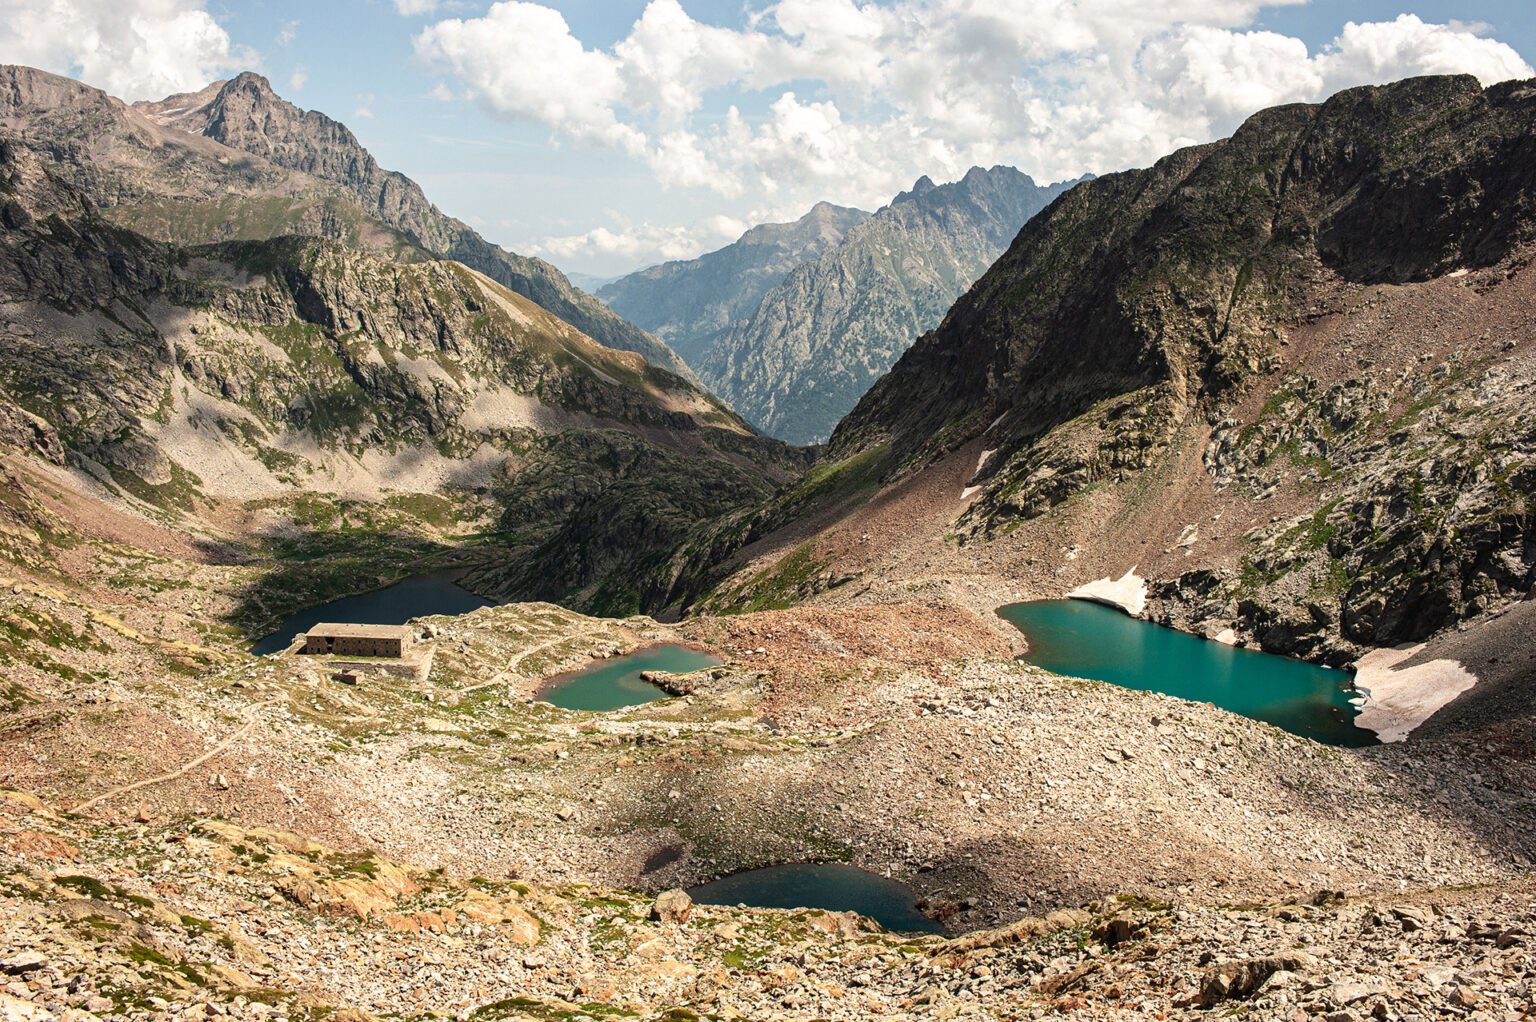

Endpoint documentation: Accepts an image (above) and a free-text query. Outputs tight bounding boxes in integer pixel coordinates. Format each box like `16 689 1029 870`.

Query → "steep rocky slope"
0 65 692 379
598 201 870 365
0 131 797 614
699 167 1075 444
830 75 1536 661
661 75 1535 732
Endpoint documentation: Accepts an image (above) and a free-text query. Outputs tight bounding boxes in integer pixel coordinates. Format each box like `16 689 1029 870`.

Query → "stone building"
301 623 409 658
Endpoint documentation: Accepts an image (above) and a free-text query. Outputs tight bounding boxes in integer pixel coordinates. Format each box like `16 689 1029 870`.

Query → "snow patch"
961 448 997 499
1352 643 1477 743
1067 568 1147 617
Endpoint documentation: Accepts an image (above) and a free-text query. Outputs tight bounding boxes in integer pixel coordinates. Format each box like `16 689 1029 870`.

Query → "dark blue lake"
689 863 942 933
249 570 491 655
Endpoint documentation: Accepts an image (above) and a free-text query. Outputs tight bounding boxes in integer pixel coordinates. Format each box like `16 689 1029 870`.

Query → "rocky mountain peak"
0 64 126 119
893 174 937 204
127 73 697 378
160 72 387 195
598 201 873 366
734 201 870 248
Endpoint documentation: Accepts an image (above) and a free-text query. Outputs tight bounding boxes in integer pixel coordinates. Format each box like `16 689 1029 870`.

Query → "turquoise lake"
688 863 942 933
540 644 723 711
249 571 491 655
997 599 1377 747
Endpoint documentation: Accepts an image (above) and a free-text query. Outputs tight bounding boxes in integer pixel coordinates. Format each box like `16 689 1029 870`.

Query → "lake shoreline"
537 642 724 711
998 598 1376 746
249 568 492 655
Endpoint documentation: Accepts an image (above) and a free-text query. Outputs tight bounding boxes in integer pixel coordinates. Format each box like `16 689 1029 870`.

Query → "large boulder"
650 889 694 925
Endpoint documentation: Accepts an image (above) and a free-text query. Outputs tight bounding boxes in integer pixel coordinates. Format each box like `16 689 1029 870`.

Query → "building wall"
302 635 404 658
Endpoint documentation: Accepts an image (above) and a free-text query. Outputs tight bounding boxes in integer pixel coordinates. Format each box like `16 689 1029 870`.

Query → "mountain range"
0 61 1534 1022
603 167 1077 444
0 65 798 615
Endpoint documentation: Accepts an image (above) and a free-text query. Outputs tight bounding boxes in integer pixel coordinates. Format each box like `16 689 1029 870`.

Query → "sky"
1 1 1531 278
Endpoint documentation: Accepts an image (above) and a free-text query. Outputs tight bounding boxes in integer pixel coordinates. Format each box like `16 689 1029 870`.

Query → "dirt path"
447 626 616 705
69 702 272 815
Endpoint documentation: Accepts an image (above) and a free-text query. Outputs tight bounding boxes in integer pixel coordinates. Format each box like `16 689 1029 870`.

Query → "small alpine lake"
250 570 491 655
997 599 1378 747
539 644 723 711
687 863 942 934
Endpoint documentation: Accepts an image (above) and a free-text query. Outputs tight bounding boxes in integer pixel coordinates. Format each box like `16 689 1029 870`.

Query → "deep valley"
0 61 1532 1022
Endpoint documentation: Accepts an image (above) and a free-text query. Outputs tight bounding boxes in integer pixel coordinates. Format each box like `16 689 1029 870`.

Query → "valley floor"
0 448 1533 1021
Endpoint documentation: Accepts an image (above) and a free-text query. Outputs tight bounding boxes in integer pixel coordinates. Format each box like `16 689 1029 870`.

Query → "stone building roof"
304 623 410 640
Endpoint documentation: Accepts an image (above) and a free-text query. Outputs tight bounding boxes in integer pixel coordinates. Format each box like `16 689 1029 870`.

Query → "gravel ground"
2 467 1534 1020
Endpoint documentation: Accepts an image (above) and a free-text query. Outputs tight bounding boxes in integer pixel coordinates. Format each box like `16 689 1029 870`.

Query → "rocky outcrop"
599 201 870 365
1140 344 1536 664
132 72 693 379
1196 952 1319 1006
699 167 1077 444
650 889 694 924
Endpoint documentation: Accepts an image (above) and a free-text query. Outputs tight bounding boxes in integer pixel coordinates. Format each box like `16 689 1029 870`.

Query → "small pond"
998 599 1378 747
688 863 942 934
250 570 491 655
539 644 723 711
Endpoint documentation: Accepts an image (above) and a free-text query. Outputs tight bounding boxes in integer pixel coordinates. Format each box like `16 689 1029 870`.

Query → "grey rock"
649 889 693 925
1 953 48 975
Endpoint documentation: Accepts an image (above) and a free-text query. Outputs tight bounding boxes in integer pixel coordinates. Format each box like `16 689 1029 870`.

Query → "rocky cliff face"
0 65 692 379
823 75 1536 662
0 130 799 612
135 72 694 380
598 201 870 365
698 167 1076 444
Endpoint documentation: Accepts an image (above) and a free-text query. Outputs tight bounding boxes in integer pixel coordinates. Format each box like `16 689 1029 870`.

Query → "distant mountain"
0 65 691 380
698 167 1078 444
567 271 619 293
599 202 871 366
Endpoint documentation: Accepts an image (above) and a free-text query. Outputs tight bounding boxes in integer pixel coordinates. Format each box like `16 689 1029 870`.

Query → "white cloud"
354 93 376 119
533 213 749 265
417 0 1533 268
1317 14 1535 92
395 0 439 14
288 67 307 91
415 3 646 152
0 0 256 102
277 19 298 47
429 81 454 102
